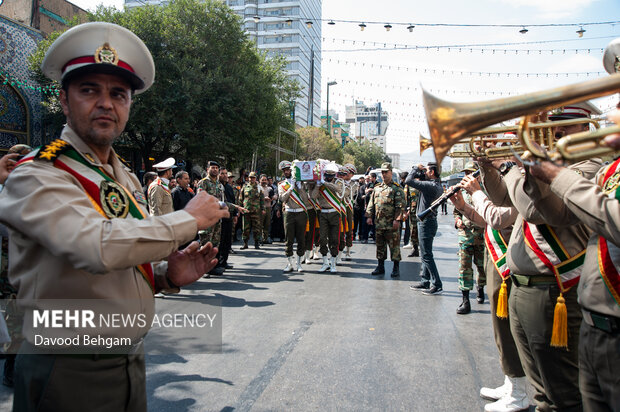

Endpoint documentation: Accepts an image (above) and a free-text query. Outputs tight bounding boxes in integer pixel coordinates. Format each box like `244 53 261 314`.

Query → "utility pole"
326 80 337 141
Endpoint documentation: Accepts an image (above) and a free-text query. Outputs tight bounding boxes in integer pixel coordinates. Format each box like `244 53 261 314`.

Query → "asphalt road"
0 211 535 411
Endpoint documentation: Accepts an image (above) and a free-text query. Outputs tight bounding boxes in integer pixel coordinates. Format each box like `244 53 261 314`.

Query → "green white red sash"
149 177 170 195
22 142 155 292
597 158 620 305
523 221 584 291
320 185 345 213
484 226 511 280
279 180 307 212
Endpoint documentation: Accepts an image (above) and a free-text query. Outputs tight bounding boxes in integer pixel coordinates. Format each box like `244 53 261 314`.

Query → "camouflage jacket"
366 181 405 230
197 175 224 200
454 189 484 233
240 182 264 213
404 185 420 212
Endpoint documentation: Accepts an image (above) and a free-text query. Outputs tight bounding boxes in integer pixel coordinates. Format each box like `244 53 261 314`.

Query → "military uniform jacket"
311 181 342 210
404 186 420 214
366 181 405 230
550 165 620 318
148 177 174 216
278 178 309 211
240 182 264 213
0 126 198 343
481 160 601 277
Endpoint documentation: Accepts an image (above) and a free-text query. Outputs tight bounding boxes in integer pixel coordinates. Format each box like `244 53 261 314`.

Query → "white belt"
321 208 338 213
285 208 305 213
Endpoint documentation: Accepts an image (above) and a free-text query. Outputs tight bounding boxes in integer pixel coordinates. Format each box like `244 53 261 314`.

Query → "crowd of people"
0 21 619 412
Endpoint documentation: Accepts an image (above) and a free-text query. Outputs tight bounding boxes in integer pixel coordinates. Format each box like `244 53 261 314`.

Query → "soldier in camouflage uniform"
197 161 244 276
240 172 264 249
403 184 420 257
454 162 486 314
366 162 405 277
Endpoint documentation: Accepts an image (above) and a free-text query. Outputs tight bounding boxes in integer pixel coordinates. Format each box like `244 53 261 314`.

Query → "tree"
343 141 391 173
297 127 343 163
29 0 300 171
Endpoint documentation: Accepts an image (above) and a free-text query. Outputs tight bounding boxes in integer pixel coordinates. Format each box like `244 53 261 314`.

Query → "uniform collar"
60 125 126 176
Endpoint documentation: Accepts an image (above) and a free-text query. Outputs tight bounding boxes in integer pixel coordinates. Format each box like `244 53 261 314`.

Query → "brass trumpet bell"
423 73 620 164
419 134 432 154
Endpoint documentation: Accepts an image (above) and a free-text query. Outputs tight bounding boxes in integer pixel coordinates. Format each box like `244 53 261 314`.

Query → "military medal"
100 181 130 218
603 171 620 194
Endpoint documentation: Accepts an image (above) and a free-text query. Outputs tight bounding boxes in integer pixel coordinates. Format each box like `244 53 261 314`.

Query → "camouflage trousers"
242 211 263 243
409 214 419 247
261 207 272 241
319 211 340 257
199 219 222 248
305 209 318 251
284 211 307 257
458 228 486 291
376 229 401 261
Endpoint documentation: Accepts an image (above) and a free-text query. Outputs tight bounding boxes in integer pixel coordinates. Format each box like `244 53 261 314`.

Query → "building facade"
125 0 322 129
345 101 389 153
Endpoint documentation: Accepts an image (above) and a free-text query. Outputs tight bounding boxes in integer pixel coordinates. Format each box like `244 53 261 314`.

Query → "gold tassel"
496 280 508 319
550 293 568 349
305 219 310 232
344 217 348 232
340 220 344 232
315 216 320 229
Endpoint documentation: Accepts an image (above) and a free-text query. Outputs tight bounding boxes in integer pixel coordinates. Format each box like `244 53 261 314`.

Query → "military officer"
342 163 357 261
278 161 308 272
197 161 245 276
304 178 321 262
366 162 405 278
0 22 228 411
148 157 175 216
479 102 602 411
240 171 264 249
311 163 342 273
453 162 486 314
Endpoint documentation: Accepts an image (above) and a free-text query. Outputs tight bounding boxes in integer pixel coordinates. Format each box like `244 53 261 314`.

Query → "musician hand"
276 210 281 218
528 160 562 184
0 153 20 185
449 190 465 210
366 218 373 226
461 175 481 194
604 109 620 149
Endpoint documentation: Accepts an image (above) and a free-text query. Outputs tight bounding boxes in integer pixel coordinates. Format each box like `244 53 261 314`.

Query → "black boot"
456 290 471 314
413 245 419 257
254 240 260 249
241 241 248 250
390 261 400 278
477 286 485 304
371 259 385 276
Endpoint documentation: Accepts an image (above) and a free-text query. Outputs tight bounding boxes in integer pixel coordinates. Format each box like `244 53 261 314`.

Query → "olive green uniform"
240 182 264 243
549 163 620 412
454 190 486 291
278 178 308 257
482 160 601 412
197 175 225 247
404 186 419 248
311 182 342 257
304 184 319 251
366 181 405 261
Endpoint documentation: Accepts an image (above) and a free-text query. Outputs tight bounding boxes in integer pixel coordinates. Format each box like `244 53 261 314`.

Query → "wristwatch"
499 161 517 176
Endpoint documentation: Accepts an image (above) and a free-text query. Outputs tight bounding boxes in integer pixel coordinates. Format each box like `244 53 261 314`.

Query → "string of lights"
0 71 59 96
323 61 605 78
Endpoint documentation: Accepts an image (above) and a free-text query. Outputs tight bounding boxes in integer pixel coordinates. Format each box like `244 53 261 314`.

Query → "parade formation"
1 4 620 412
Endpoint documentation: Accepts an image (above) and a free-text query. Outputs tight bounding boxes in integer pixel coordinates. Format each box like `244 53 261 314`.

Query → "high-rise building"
125 0 322 128
345 101 389 153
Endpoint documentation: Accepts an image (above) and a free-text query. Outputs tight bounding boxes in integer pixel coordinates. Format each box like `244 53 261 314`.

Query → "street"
0 212 532 411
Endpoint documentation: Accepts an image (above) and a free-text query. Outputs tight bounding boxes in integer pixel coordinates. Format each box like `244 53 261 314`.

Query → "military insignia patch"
36 139 69 161
100 181 130 218
133 190 147 206
94 42 119 66
574 169 583 176
603 171 620 194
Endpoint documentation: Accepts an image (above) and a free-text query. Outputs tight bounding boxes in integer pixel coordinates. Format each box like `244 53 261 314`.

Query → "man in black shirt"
353 176 366 242
405 163 444 295
171 170 194 211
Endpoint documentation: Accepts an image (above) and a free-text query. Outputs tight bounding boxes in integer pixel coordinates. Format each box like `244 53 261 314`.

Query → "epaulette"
116 154 133 171
35 139 71 162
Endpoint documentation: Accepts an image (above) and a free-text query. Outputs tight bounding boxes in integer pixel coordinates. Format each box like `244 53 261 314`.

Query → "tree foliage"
296 127 343 164
343 140 391 173
29 0 300 170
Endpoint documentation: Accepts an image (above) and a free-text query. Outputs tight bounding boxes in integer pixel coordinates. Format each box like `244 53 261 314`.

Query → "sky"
69 0 620 169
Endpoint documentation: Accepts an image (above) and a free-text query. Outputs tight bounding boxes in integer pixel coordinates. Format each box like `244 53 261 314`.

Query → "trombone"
423 72 620 164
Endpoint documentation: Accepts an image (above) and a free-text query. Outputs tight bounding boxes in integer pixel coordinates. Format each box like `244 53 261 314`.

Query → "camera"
410 167 426 181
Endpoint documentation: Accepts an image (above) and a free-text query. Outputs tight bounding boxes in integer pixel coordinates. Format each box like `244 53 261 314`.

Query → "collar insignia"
95 43 119 65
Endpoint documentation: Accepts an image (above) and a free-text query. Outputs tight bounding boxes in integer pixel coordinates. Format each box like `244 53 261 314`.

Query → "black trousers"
219 218 233 265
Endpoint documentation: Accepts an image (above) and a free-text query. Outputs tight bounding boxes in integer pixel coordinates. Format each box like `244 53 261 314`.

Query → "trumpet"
424 73 620 164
